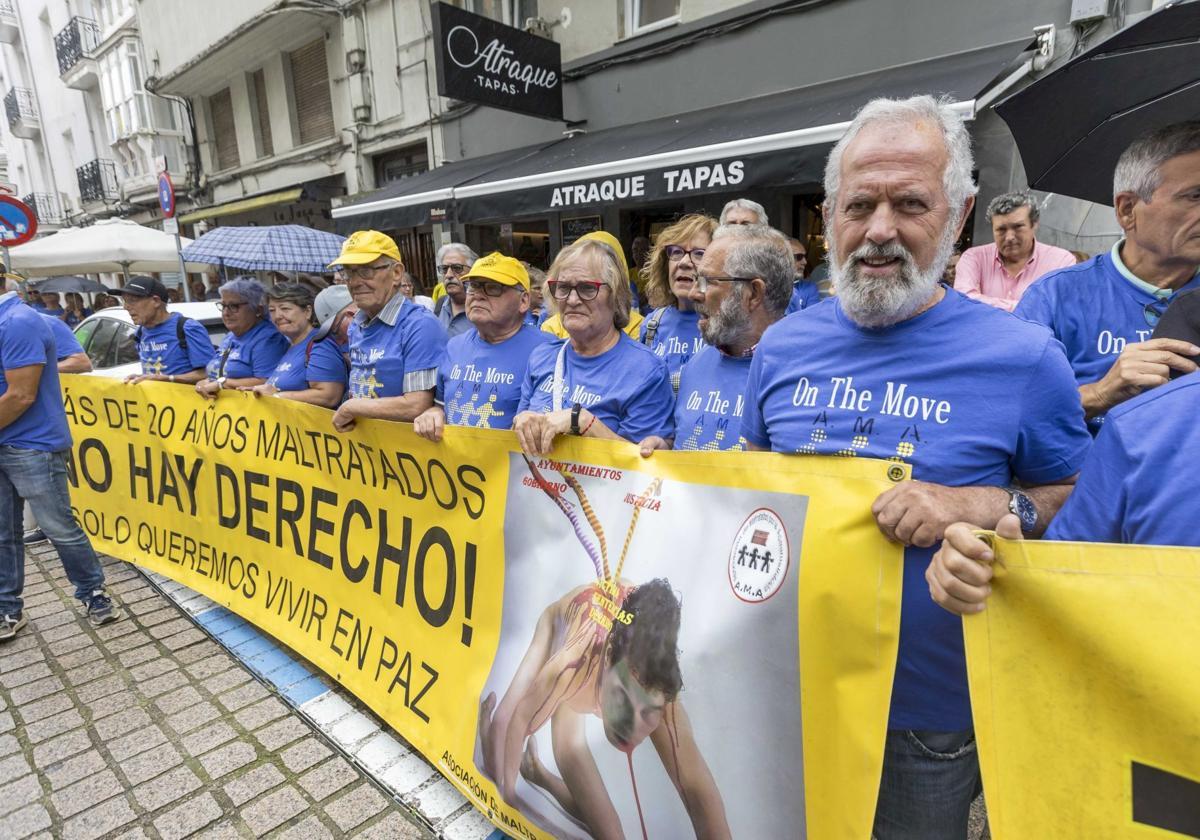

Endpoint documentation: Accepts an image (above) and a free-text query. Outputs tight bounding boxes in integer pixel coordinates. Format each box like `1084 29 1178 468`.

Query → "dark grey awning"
334 40 1026 230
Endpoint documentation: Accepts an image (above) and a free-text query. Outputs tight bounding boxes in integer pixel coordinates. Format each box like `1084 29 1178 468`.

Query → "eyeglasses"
695 274 756 292
345 262 395 281
1144 299 1169 328
664 245 706 262
793 252 807 263
464 280 510 298
547 280 605 301
438 263 469 276
215 301 249 313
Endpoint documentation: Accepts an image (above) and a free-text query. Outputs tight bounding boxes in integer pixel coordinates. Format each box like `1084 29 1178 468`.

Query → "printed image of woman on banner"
474 453 809 838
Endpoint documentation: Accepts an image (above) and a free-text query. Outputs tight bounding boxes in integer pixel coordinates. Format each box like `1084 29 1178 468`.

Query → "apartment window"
373 143 429 186
98 39 151 139
208 88 240 171
288 39 334 146
249 69 274 158
625 0 680 36
451 1 537 26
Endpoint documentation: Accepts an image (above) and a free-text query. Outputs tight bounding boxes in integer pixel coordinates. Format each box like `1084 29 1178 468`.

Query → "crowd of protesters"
1 92 1198 838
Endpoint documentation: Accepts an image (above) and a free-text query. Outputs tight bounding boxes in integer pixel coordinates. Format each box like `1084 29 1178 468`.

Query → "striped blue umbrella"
180 225 345 273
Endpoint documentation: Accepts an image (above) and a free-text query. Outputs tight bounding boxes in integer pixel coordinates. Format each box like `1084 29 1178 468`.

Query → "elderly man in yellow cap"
414 252 553 441
328 230 448 433
540 230 645 339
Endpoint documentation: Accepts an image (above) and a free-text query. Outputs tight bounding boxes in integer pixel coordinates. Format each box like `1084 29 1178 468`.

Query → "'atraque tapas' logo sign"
431 2 563 121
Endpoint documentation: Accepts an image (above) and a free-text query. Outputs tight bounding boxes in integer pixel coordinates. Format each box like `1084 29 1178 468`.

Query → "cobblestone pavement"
0 545 434 840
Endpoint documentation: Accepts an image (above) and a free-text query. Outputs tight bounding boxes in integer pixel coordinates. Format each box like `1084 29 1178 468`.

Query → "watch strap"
570 402 583 435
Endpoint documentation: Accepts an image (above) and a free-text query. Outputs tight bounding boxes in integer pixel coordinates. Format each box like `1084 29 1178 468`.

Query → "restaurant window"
288 38 335 146
625 0 680 36
208 87 240 171
249 68 274 159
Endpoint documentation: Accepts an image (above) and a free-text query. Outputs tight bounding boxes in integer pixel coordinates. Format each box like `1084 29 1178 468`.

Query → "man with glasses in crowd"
719 197 768 226
785 235 822 313
414 253 552 441
1014 121 1200 431
115 276 216 386
434 243 478 337
328 231 448 433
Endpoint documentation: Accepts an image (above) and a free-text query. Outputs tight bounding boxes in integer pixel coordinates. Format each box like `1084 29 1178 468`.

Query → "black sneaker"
0 613 26 641
81 590 119 626
23 528 47 545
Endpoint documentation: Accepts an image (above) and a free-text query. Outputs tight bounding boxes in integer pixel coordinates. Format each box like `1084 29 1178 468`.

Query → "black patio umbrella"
994 0 1200 206
32 275 109 294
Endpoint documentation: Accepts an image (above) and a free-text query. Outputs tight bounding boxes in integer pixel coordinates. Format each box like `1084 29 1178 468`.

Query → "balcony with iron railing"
4 88 39 139
77 159 120 205
54 16 100 88
0 1 18 45
21 193 65 227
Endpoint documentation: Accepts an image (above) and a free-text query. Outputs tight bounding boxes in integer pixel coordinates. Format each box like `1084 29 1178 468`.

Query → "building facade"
333 0 1164 285
0 0 188 231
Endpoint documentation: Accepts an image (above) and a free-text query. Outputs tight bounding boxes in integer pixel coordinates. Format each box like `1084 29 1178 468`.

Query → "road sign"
158 173 175 218
162 217 179 235
0 195 38 247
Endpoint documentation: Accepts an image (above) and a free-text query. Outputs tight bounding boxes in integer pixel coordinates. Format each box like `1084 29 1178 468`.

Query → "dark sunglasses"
438 263 469 275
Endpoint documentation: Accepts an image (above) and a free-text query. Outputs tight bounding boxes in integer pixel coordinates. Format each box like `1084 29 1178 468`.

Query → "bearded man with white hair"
742 95 1093 838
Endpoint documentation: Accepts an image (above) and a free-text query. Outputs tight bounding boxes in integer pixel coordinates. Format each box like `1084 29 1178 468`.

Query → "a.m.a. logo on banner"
430 1 563 121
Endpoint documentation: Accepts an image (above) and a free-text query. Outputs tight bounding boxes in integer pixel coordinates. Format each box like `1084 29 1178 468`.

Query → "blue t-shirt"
267 330 348 393
348 299 447 399
743 289 1091 731
638 307 704 392
785 280 821 315
41 315 84 361
206 319 289 380
1047 371 1200 546
437 325 552 431
138 313 216 375
518 334 675 442
1014 252 1200 431
0 295 71 451
673 345 752 451
63 308 91 328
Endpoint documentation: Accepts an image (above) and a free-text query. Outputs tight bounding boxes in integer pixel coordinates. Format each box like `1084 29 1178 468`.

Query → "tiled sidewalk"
0 545 433 839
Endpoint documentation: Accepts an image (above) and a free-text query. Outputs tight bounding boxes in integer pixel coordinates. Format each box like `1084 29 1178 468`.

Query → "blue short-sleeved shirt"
138 313 216 375
743 289 1092 731
519 334 675 442
41 315 84 361
785 281 821 314
348 295 448 399
638 307 703 392
206 319 289 380
437 325 552 431
0 294 71 451
267 330 348 393
1047 371 1200 546
673 345 752 451
1014 250 1200 431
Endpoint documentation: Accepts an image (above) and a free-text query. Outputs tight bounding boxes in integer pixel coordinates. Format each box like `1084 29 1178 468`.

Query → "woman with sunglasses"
195 277 289 399
514 238 674 456
414 253 552 442
639 214 717 392
248 283 347 408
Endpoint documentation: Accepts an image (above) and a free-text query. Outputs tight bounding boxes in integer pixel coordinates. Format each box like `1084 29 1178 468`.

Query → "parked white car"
73 302 227 379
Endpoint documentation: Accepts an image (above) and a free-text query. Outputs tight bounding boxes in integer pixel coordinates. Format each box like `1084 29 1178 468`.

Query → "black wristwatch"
1007 489 1038 535
570 402 583 435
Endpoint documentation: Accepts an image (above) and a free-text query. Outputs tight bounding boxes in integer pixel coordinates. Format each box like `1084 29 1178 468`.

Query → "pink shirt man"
955 240 1077 311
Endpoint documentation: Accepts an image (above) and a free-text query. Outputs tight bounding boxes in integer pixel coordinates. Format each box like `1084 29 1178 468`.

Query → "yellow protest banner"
965 536 1200 839
61 375 903 839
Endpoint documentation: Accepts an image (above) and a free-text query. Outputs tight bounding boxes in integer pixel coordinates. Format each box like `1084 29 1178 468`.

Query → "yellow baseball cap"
463 252 530 291
579 230 629 272
330 230 403 266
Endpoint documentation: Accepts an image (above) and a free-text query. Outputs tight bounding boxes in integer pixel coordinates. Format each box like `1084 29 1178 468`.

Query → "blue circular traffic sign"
158 173 175 218
0 195 37 246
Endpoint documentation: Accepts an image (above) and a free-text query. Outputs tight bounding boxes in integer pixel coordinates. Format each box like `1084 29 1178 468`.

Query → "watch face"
1013 492 1037 531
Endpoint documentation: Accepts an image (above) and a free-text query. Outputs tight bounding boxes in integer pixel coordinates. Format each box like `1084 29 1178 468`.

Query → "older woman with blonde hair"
515 237 673 455
639 213 717 391
539 231 644 339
